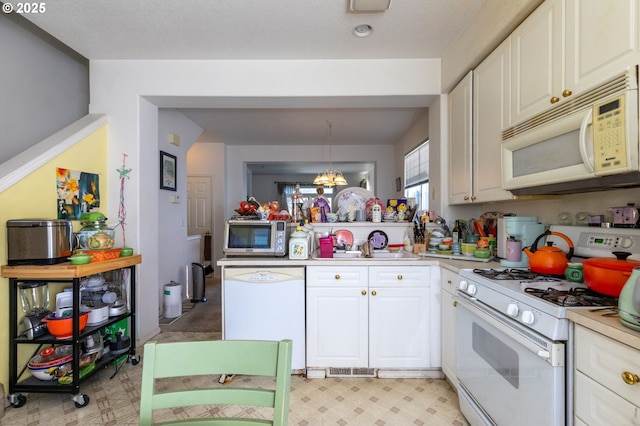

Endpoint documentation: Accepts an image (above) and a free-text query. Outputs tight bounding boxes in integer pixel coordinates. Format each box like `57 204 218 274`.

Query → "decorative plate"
368 230 388 250
334 187 375 214
333 229 354 248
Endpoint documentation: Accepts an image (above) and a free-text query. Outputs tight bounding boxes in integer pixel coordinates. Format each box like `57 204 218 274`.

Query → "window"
404 140 429 210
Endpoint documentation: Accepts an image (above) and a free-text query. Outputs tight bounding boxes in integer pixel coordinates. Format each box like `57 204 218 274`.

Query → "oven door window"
228 225 272 249
457 300 565 426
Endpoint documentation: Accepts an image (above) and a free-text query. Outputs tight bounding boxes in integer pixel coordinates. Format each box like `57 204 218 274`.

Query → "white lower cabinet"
574 324 640 425
440 267 459 385
306 265 438 377
306 266 369 368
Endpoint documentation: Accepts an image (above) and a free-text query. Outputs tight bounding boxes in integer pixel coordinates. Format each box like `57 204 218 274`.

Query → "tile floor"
1 331 468 425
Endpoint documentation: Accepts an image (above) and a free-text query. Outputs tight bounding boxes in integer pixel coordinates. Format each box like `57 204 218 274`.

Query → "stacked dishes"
28 346 73 380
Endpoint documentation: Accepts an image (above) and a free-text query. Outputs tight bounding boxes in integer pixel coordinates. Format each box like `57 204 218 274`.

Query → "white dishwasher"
223 267 305 371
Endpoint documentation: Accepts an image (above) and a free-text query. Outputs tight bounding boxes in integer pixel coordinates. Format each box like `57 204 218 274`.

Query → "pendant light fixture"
313 121 348 187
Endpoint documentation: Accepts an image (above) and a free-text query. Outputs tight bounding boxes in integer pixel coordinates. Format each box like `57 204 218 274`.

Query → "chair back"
139 339 292 425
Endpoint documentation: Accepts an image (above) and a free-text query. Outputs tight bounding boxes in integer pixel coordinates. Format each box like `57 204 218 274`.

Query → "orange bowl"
42 312 89 338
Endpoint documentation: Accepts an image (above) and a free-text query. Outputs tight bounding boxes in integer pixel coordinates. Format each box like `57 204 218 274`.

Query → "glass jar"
77 214 115 249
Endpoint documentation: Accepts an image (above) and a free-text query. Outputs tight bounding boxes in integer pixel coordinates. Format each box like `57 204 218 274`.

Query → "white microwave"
502 66 640 195
223 219 290 257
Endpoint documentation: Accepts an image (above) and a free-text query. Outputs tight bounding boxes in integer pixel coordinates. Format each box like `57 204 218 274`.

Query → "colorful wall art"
56 168 100 219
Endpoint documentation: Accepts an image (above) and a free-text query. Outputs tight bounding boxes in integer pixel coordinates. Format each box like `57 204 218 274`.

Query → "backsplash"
449 186 640 227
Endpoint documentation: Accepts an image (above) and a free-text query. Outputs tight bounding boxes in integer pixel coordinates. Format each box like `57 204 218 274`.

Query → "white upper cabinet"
566 0 640 94
448 71 473 204
473 38 516 203
511 0 565 124
448 40 516 205
511 0 640 125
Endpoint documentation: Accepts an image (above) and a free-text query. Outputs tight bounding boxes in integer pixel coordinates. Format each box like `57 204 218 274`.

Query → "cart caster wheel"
73 394 90 408
9 394 26 408
130 355 140 365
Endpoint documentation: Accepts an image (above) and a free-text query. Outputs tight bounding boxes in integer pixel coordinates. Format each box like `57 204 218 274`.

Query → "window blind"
404 140 429 187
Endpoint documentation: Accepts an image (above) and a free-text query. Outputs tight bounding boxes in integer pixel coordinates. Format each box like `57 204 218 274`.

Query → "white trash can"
163 282 182 318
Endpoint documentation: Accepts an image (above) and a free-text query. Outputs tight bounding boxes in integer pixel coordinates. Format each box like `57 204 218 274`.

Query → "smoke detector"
349 0 391 12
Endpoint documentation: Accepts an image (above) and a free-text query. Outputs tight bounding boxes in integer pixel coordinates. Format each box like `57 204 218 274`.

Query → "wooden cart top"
1 254 142 279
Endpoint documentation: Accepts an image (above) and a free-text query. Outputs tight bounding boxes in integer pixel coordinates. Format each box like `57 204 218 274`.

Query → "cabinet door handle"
464 196 470 200
622 371 640 385
562 89 572 97
335 274 341 280
453 301 458 307
550 96 560 104
397 275 403 280
361 290 367 296
371 290 377 296
471 195 476 201
447 280 452 285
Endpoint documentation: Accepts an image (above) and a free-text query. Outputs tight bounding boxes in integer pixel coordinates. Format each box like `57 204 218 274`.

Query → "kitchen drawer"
306 266 368 287
574 371 640 425
575 325 640 407
369 266 431 288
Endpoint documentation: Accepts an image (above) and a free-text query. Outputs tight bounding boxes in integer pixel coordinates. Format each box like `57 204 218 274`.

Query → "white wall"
0 13 89 165
157 109 203 313
89 58 440 343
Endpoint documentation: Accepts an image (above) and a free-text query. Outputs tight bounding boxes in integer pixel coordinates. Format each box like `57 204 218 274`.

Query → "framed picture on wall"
160 151 177 191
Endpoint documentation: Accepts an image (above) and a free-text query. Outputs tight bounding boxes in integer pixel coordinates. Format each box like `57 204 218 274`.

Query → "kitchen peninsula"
218 221 490 378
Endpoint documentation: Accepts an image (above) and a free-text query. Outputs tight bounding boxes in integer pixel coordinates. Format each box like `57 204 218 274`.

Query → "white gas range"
456 225 640 426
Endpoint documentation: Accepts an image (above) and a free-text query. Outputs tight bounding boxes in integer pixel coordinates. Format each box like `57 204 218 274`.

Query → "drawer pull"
371 290 377 296
562 89 572 97
622 371 640 385
397 275 403 280
550 96 560 104
361 290 366 296
453 301 457 307
335 274 341 280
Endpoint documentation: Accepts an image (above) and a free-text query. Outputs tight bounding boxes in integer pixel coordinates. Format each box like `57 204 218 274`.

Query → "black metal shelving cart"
1 255 142 408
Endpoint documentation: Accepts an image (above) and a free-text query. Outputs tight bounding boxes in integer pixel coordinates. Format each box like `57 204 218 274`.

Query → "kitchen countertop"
567 308 640 352
217 254 502 270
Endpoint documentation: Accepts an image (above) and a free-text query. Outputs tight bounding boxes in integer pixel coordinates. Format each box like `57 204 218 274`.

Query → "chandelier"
313 122 348 187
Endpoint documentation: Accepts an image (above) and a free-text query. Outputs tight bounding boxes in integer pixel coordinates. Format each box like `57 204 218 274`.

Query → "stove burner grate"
472 268 541 281
524 286 618 307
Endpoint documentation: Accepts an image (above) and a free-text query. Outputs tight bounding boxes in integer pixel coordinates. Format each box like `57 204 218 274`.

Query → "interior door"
187 175 212 243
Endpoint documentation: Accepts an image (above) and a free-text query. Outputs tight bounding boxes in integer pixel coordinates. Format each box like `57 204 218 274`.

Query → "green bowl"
474 248 491 259
68 254 91 265
120 247 134 257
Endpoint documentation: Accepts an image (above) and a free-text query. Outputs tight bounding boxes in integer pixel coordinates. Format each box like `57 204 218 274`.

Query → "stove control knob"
466 284 477 296
507 303 519 317
458 280 468 291
522 310 535 325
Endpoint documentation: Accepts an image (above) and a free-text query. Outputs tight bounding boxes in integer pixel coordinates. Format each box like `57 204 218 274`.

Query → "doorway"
187 175 213 263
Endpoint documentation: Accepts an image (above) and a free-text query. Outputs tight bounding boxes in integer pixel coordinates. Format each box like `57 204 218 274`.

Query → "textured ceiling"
14 0 484 172
17 0 483 60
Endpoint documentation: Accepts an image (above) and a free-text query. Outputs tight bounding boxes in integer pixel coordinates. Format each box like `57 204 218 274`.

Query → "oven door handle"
457 293 565 367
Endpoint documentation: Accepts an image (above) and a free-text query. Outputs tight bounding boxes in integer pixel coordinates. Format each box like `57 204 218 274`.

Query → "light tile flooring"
1 331 468 425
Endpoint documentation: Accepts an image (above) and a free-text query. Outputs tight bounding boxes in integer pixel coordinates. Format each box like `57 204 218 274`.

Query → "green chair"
139 339 292 425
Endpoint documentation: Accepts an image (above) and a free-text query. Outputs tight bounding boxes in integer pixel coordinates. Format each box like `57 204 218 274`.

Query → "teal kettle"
618 267 640 331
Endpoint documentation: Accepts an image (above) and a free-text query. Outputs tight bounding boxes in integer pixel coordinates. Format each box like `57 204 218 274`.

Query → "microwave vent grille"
503 70 635 141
